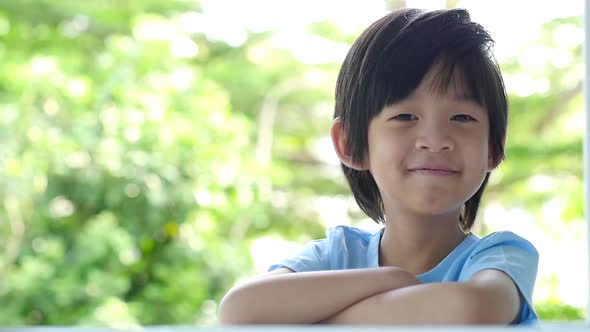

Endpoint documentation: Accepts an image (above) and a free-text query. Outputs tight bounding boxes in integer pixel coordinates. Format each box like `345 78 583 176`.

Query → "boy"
218 8 538 325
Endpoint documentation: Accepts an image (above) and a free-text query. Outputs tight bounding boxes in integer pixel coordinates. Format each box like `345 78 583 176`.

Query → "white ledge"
1 323 589 332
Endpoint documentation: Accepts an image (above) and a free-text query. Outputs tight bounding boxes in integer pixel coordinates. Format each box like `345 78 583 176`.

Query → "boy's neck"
378 211 467 276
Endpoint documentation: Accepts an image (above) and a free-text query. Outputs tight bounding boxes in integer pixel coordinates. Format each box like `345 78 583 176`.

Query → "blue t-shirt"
269 225 539 325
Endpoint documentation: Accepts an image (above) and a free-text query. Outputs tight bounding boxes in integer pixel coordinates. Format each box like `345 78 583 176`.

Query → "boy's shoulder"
325 225 383 243
473 230 538 253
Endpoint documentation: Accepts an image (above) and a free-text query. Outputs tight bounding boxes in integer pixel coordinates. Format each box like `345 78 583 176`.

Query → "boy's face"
365 67 493 220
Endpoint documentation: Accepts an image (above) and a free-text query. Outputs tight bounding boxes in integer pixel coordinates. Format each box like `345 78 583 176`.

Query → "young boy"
218 8 538 325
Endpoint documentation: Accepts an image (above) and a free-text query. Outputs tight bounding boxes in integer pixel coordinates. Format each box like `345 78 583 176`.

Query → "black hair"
334 8 507 232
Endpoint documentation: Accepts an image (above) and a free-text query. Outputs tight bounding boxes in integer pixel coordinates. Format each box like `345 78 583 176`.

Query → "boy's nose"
415 130 455 152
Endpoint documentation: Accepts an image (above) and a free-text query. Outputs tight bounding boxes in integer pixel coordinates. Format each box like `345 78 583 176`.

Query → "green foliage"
0 0 335 326
536 301 585 321
0 0 585 326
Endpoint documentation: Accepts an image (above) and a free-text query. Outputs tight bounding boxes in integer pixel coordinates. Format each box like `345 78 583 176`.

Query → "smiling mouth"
409 168 458 176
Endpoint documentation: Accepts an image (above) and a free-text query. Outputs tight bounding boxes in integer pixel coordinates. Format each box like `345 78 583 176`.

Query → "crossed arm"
218 266 521 325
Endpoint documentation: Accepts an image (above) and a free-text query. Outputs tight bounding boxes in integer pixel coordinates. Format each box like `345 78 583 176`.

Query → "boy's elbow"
217 301 237 325
217 288 259 325
459 286 517 325
218 309 246 326
218 290 245 325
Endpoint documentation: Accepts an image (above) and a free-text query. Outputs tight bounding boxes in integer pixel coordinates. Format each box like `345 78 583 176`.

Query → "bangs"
422 55 495 107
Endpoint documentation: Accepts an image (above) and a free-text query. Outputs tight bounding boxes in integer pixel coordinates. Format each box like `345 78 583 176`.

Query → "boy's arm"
321 269 521 325
218 266 421 325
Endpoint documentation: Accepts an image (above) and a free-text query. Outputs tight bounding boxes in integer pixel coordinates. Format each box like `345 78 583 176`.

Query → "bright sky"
198 0 583 63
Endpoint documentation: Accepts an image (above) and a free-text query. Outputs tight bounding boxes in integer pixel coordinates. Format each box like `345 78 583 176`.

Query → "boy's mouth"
408 167 459 175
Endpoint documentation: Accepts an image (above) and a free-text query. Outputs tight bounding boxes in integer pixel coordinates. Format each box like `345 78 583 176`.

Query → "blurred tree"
0 0 330 326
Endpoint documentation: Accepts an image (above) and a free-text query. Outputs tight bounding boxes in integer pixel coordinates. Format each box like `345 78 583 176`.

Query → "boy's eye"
392 114 417 121
452 114 476 122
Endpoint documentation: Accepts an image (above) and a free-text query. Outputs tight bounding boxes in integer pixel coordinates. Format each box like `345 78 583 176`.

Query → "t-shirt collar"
367 227 477 276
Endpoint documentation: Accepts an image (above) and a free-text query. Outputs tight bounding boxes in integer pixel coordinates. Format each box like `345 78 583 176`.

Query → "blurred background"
0 0 586 327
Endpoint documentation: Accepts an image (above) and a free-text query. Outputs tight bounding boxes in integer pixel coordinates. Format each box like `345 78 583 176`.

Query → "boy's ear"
331 117 369 171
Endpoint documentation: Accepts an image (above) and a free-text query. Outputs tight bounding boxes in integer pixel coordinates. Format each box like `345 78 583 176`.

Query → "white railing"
0 323 588 332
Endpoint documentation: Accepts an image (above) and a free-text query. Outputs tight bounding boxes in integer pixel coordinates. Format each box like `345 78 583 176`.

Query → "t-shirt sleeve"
267 237 331 272
458 231 539 325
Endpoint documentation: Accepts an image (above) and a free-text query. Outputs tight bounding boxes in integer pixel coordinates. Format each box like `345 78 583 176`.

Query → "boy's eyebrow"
452 95 488 114
453 94 478 102
444 89 482 104
404 91 478 103
450 94 487 111
383 94 486 114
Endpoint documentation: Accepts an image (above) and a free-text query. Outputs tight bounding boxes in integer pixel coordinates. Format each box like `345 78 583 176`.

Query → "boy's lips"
408 166 459 174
